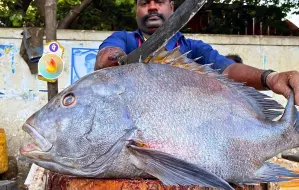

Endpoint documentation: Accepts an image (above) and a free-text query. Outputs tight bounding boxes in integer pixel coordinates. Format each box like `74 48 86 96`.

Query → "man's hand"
266 71 299 105
94 47 126 71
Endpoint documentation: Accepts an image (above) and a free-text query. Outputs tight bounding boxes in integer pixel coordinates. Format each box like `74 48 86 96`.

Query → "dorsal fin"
147 46 284 121
147 46 182 64
147 47 212 73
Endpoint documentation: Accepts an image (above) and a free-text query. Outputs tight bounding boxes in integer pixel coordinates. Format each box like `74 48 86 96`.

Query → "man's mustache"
141 13 166 23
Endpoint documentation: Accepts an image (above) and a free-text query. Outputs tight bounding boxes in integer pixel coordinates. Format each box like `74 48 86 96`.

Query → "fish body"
20 55 299 189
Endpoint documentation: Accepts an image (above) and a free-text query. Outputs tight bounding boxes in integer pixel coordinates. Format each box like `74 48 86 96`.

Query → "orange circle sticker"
38 54 64 80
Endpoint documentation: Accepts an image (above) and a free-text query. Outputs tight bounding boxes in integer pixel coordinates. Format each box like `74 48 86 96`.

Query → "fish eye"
62 93 76 106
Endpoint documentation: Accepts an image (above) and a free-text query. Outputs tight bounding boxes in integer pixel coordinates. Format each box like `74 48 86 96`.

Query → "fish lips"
20 123 53 157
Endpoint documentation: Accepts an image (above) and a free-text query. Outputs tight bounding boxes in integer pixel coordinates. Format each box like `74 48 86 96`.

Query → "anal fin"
127 144 234 190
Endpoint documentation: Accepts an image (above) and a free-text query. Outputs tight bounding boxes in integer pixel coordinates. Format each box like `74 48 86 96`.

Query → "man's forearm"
222 63 266 90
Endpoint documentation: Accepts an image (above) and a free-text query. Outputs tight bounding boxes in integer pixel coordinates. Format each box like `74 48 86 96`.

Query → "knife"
118 0 207 65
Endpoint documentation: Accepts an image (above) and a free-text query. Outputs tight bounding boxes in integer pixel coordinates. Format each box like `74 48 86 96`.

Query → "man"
95 0 299 105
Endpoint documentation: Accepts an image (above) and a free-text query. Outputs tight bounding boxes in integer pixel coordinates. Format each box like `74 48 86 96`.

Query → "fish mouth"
20 123 53 158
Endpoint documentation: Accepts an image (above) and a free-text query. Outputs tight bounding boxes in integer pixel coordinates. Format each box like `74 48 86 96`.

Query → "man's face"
85 58 96 73
136 0 174 35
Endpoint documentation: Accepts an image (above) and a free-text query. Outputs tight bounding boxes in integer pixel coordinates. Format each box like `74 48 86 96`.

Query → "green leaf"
10 13 23 27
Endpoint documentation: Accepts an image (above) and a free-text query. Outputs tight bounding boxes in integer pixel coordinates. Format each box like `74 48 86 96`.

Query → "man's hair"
226 54 243 64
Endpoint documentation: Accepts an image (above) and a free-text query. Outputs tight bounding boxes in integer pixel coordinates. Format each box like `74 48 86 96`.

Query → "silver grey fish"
20 49 299 190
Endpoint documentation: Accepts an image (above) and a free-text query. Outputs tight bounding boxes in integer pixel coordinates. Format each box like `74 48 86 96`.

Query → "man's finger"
268 73 290 99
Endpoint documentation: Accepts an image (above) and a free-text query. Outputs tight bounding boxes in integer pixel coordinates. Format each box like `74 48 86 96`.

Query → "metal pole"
44 0 58 101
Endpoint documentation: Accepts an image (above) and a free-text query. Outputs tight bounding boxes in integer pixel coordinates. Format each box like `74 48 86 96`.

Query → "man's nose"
148 1 158 11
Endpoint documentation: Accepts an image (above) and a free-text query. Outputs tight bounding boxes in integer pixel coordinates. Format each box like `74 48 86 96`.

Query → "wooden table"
40 158 299 190
45 172 268 190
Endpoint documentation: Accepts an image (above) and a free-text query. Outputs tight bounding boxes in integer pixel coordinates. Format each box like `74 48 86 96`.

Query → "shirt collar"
133 29 144 40
133 29 183 51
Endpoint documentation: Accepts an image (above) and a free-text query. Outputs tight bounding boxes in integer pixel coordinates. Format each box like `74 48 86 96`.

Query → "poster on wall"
70 48 98 84
0 44 16 74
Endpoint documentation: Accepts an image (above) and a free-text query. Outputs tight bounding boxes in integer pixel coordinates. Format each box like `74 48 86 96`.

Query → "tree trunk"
45 0 58 101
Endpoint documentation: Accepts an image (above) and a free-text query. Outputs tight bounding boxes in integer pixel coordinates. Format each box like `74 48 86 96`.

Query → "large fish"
20 48 299 190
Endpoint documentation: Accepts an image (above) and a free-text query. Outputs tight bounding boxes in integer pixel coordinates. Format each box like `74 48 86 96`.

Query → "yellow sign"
38 41 65 82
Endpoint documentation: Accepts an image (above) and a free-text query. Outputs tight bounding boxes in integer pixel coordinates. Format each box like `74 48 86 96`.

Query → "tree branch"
58 0 93 29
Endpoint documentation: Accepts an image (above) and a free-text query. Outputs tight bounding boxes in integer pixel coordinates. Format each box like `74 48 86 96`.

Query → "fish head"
20 70 134 175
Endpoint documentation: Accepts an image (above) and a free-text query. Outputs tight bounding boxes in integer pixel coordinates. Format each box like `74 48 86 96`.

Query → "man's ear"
170 1 174 12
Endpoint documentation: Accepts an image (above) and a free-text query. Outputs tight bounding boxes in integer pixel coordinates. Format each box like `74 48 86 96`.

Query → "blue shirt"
99 29 234 73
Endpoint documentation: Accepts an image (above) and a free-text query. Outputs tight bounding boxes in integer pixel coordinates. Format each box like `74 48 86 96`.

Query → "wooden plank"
279 180 299 190
45 172 267 190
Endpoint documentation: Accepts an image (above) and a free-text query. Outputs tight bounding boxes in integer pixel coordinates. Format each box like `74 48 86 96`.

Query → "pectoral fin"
127 144 234 190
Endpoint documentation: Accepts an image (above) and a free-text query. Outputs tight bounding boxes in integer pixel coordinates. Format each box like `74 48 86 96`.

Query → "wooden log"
45 172 267 190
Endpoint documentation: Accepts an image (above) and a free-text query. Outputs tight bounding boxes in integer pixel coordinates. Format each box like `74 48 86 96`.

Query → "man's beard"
137 12 166 35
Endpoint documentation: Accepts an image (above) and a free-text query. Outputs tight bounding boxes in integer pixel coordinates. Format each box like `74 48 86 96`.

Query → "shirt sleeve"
188 39 235 73
98 31 127 53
